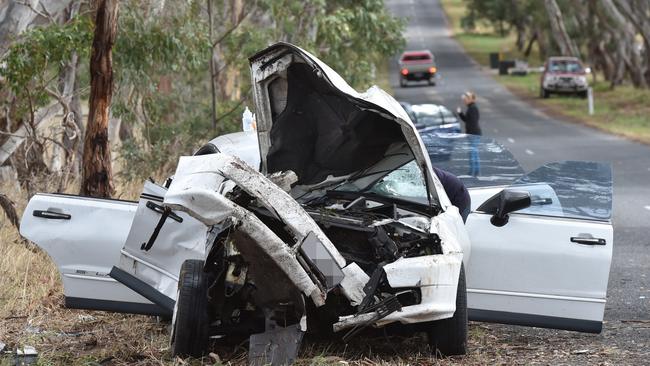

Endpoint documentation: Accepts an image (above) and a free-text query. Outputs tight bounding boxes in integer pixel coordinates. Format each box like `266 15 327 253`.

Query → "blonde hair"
462 91 476 102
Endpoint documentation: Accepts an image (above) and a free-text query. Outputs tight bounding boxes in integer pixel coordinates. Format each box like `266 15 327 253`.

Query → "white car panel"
19 194 164 314
465 198 612 332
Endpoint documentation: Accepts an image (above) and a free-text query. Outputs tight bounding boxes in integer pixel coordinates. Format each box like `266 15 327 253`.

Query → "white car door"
20 194 165 315
465 161 613 333
111 181 208 315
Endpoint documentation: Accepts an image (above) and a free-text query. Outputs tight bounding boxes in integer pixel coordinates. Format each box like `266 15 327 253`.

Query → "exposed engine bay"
205 181 445 336
163 153 462 365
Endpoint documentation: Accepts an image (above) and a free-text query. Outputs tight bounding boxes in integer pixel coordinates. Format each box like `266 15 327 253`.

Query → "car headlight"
577 76 587 84
543 76 554 86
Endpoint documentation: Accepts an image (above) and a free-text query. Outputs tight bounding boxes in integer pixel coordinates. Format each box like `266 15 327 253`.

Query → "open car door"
109 181 209 317
465 161 613 333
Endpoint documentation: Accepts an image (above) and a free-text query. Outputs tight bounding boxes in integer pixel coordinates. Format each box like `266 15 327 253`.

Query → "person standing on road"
457 91 481 176
457 91 481 135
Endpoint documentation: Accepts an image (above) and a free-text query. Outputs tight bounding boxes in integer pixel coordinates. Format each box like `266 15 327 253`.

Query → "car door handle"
570 236 606 245
145 201 182 223
33 210 71 220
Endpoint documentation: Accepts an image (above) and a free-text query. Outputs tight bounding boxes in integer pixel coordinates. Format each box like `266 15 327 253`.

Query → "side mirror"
477 189 532 227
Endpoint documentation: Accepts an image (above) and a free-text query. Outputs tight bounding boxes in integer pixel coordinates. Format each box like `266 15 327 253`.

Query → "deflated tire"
171 259 210 358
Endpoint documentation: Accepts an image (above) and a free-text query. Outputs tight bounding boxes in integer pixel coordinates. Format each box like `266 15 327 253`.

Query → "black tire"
400 78 407 88
578 90 588 99
426 264 467 357
540 88 550 99
171 259 210 358
428 78 436 86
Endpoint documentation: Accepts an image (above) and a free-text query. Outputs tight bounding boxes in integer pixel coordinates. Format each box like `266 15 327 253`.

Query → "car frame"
20 44 613 366
540 56 589 98
398 50 437 87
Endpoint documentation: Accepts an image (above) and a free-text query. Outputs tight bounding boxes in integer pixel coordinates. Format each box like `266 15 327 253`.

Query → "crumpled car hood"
248 42 439 206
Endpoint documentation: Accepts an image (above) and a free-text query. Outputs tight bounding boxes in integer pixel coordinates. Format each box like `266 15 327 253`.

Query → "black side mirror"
477 189 532 227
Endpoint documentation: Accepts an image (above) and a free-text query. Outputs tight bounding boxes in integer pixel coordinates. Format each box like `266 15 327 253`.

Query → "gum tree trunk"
543 0 579 57
80 0 119 197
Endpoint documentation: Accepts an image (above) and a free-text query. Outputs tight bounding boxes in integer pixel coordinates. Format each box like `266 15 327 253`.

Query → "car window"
511 161 612 221
412 105 445 127
549 60 583 73
440 107 457 123
402 54 432 62
420 133 525 188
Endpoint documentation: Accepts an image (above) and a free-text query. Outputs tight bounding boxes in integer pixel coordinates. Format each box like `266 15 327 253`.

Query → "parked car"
540 56 589 98
20 43 613 365
407 103 461 134
398 50 437 87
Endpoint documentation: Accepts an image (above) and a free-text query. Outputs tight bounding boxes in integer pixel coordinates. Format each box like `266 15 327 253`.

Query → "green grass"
440 0 541 66
440 0 650 144
499 73 650 143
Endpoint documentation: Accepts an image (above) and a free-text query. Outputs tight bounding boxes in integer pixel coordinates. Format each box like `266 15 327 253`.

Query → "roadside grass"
440 0 541 67
500 74 650 144
439 0 650 144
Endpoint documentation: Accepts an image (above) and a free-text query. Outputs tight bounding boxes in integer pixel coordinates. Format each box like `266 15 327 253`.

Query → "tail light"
429 67 437 74
401 68 409 76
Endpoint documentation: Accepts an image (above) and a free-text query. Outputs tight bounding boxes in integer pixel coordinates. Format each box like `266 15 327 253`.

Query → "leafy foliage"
2 0 406 181
1 16 92 116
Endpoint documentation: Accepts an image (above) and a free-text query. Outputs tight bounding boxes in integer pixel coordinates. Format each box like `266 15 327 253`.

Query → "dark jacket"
459 102 481 135
432 167 471 222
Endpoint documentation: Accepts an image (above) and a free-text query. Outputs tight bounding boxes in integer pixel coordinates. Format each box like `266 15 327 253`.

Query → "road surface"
386 0 650 361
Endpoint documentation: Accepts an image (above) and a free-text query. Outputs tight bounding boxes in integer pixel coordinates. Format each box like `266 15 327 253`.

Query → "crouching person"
432 167 471 223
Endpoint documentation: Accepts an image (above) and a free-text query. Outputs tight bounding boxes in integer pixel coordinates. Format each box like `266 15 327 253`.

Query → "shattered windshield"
334 160 428 204
367 160 428 200
420 133 525 188
512 161 612 221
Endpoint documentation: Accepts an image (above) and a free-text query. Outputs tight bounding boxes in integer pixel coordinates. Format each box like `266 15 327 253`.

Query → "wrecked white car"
20 43 613 365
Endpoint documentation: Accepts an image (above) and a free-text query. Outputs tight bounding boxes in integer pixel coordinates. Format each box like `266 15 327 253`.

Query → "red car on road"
399 50 437 87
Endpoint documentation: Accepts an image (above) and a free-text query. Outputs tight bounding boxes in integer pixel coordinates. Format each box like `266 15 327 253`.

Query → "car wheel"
540 88 550 99
578 90 588 99
171 259 210 358
426 264 467 357
400 78 407 88
428 78 436 86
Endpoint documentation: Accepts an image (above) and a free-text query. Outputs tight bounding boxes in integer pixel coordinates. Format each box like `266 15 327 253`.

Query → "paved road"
386 0 650 357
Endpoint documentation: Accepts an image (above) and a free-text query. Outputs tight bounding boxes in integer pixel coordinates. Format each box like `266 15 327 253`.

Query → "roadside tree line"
461 0 650 89
0 0 404 205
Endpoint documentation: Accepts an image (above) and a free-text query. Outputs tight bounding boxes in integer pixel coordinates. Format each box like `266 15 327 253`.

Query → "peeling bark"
80 0 118 197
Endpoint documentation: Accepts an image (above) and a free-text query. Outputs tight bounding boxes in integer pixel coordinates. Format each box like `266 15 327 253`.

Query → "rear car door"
20 194 166 315
465 161 613 332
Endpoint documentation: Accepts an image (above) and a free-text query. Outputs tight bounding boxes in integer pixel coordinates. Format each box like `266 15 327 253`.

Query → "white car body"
20 43 612 350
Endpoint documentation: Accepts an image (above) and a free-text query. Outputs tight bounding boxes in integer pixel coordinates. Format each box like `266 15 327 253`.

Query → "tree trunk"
614 0 650 85
598 0 647 88
80 0 119 197
523 31 537 58
543 0 580 57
